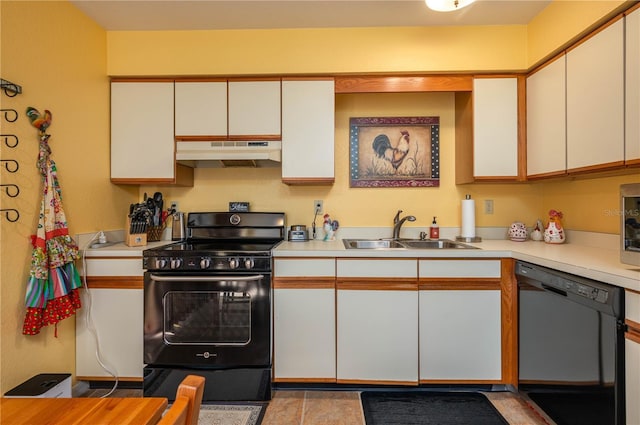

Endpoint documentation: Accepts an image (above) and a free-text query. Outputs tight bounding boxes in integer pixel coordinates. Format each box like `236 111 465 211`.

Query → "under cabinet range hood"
176 140 281 168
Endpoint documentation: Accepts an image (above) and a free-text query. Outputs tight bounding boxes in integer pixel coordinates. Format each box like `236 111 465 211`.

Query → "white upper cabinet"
473 77 520 179
228 80 281 138
526 56 567 177
174 81 227 137
111 81 179 183
626 7 640 165
281 79 335 184
566 19 624 171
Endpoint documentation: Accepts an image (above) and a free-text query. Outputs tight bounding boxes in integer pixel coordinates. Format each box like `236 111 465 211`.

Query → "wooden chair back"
158 395 189 425
158 375 206 425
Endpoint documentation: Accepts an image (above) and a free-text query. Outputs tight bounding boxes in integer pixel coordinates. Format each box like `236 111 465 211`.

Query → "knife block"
125 217 147 247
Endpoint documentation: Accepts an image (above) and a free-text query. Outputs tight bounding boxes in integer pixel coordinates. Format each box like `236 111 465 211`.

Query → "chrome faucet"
392 210 416 239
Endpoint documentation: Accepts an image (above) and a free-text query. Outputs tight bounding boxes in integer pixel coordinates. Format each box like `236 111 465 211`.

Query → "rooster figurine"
372 130 410 172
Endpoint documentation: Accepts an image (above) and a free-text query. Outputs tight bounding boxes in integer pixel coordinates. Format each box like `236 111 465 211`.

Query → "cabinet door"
228 80 281 138
527 56 567 177
627 334 640 425
566 19 624 171
626 7 640 165
273 288 336 381
281 79 335 184
110 82 176 181
473 77 519 178
419 289 501 381
175 81 227 137
76 288 143 379
337 288 418 384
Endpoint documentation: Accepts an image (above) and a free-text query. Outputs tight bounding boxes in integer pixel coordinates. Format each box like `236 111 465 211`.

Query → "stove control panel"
144 256 271 272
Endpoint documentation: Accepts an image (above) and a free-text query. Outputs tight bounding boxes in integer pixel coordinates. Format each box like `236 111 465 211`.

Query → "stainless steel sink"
343 239 406 249
342 238 478 249
400 239 477 249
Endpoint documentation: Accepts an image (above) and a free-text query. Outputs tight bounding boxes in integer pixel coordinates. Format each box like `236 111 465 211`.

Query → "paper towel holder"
456 194 482 242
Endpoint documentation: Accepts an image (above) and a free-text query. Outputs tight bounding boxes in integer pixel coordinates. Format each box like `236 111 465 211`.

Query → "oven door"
144 272 271 368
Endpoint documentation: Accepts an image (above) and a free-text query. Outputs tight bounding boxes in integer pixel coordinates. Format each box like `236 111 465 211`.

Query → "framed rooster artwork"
349 116 439 187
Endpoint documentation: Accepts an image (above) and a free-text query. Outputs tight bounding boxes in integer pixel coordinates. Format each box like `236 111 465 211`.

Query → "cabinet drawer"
337 259 417 278
419 259 501 278
84 258 143 277
627 290 640 324
274 258 335 277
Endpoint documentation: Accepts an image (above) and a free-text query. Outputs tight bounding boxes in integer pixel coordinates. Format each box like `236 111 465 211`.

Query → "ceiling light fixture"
425 0 475 12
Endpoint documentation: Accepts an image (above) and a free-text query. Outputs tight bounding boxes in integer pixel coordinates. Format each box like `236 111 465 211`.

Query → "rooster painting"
372 130 410 172
349 116 440 188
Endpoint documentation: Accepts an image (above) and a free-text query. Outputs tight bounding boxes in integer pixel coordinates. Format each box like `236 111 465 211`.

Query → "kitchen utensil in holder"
125 216 147 247
146 224 166 242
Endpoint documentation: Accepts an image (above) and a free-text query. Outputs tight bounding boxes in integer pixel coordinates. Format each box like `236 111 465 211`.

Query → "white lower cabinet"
273 258 336 381
273 287 336 381
337 289 419 384
626 289 640 425
419 289 501 381
336 259 418 384
76 287 143 379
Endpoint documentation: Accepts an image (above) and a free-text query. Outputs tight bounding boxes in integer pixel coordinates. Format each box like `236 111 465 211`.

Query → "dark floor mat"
527 391 615 425
360 391 509 425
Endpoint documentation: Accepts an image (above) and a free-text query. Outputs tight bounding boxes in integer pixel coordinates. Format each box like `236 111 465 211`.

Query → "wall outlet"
170 201 179 212
314 200 323 215
484 199 494 214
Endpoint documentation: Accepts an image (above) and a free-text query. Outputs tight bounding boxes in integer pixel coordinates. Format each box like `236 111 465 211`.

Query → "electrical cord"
311 206 321 239
81 231 119 398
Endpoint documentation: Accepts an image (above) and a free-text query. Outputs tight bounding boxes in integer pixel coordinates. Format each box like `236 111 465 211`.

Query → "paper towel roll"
461 198 476 238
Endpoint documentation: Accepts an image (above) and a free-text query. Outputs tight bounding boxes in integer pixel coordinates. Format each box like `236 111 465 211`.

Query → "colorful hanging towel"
23 108 82 336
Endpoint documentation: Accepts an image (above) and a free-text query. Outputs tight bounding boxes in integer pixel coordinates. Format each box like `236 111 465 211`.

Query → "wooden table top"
0 396 168 425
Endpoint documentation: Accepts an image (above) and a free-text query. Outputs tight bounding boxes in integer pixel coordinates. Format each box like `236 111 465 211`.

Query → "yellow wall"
0 0 136 394
527 0 628 67
107 26 528 76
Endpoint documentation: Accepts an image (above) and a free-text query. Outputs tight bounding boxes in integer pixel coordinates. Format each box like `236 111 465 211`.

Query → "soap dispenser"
429 217 439 239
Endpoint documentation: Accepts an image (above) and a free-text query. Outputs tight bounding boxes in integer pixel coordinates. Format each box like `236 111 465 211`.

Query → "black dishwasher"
516 261 625 425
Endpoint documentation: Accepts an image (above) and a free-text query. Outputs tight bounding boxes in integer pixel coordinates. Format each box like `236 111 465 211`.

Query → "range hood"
176 140 281 168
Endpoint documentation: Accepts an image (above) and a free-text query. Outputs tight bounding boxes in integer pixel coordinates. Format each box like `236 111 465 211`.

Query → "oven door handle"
149 274 264 282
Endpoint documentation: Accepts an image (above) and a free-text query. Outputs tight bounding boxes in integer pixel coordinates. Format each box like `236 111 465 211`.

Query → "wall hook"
1 184 20 197
0 159 19 172
1 109 18 123
2 134 19 148
0 209 19 222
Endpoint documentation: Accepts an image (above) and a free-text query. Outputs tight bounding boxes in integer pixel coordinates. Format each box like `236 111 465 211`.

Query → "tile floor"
82 387 550 424
261 390 551 425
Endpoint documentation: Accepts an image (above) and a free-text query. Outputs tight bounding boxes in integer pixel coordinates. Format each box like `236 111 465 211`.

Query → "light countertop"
80 234 639 292
274 238 640 291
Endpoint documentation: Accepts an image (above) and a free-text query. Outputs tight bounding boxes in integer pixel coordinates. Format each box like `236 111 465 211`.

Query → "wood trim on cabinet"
454 91 474 184
501 258 518 387
282 77 335 82
626 158 640 167
419 378 502 385
336 278 417 291
174 77 227 83
626 318 640 333
626 331 640 345
418 279 501 291
334 75 472 93
110 77 175 83
567 161 626 175
175 135 229 142
227 134 281 141
85 276 143 289
526 170 568 180
337 378 418 386
273 277 335 289
282 177 335 185
516 75 527 181
110 163 193 187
